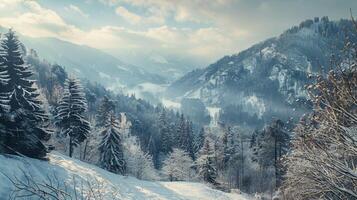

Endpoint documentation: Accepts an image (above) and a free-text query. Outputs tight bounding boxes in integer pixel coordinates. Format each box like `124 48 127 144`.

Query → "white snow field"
0 152 250 200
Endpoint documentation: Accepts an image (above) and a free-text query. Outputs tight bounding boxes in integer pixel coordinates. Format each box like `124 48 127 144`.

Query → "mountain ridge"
0 26 167 91
166 17 357 127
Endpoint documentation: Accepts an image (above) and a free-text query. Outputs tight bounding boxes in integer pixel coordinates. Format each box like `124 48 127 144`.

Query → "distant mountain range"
2 17 355 128
0 26 167 91
166 17 357 127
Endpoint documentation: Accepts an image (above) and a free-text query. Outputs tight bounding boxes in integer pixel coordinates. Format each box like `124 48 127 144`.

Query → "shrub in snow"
123 134 158 180
162 148 194 181
283 45 357 199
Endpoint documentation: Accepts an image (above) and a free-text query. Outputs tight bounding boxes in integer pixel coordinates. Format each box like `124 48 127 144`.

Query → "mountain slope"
16 35 166 90
0 152 249 200
166 17 357 126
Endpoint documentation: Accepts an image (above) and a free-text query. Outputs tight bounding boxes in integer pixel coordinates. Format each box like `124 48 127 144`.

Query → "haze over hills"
112 50 203 80
166 17 357 128
0 27 168 92
6 17 355 129
10 17 356 129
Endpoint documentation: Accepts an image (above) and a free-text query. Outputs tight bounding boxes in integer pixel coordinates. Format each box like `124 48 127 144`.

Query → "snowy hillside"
0 152 250 200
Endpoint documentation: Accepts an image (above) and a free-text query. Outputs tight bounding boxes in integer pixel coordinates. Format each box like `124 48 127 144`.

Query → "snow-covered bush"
162 148 194 181
283 46 357 199
123 135 158 180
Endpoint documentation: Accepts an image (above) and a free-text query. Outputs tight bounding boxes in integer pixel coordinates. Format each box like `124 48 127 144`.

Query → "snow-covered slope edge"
0 152 249 200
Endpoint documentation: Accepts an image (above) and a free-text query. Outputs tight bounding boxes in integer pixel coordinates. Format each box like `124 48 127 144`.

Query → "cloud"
0 1 83 40
1 0 356 68
0 0 23 8
0 0 257 66
65 4 89 18
115 6 142 24
115 5 165 25
98 0 119 6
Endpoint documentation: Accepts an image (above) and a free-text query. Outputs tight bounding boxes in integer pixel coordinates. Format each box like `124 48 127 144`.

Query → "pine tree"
176 114 193 156
196 137 217 185
0 30 50 159
55 77 90 157
251 119 290 190
185 121 194 157
99 114 126 175
95 96 115 128
222 126 237 168
147 134 159 168
158 109 172 154
0 43 8 153
193 127 205 156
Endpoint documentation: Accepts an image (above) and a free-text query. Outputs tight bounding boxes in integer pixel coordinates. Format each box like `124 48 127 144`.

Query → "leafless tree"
2 168 120 200
282 25 357 199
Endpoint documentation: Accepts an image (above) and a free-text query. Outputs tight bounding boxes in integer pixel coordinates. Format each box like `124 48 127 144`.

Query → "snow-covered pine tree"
162 148 194 181
147 134 159 168
0 30 50 159
185 121 194 157
193 127 205 156
222 126 236 169
158 109 172 154
196 137 218 185
99 114 126 175
95 96 115 128
251 119 290 191
0 42 8 153
55 77 90 157
176 114 193 156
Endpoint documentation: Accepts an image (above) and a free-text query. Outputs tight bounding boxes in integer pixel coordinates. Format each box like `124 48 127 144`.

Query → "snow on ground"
161 182 250 200
0 152 249 200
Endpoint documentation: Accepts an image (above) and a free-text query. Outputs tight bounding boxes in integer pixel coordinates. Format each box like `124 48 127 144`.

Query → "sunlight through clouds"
0 0 355 68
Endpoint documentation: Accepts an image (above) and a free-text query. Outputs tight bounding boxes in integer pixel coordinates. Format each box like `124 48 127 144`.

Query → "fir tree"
55 77 90 157
185 121 194 157
0 30 50 159
196 137 217 185
251 119 290 189
147 134 159 168
0 45 8 153
158 109 172 154
222 126 237 168
176 114 193 154
95 96 115 128
99 114 126 175
193 127 205 156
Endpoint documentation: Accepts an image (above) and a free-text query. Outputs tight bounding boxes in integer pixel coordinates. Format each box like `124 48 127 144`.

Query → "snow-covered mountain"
0 30 167 90
166 17 357 126
0 152 249 200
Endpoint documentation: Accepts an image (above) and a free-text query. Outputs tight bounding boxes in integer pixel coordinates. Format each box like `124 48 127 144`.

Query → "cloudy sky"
0 0 356 68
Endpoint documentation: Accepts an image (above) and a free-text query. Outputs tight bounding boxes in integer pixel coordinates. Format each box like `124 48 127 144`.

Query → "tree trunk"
82 139 89 161
274 136 278 190
241 139 244 189
69 137 73 158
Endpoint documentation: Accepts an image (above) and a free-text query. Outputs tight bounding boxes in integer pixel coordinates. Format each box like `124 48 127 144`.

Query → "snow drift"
0 152 249 200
